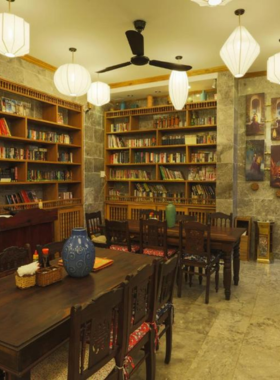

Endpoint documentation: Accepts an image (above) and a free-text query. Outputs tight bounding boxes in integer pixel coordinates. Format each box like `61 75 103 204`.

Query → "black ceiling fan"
97 20 192 74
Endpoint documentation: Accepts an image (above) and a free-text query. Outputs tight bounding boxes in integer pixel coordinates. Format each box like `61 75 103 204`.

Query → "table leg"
223 248 232 301
6 371 30 380
233 240 240 286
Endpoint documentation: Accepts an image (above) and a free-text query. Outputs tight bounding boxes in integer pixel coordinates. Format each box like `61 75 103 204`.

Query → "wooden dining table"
0 248 155 380
127 220 246 301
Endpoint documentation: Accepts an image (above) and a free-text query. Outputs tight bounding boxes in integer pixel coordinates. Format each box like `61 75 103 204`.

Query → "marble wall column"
216 72 238 216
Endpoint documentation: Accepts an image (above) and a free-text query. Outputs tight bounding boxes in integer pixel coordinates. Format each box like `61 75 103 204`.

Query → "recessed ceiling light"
191 0 232 6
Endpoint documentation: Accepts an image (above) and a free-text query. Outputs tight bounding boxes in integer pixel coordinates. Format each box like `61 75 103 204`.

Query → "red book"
20 190 30 203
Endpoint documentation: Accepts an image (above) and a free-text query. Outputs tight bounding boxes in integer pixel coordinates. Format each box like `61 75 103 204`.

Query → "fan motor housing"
131 55 149 66
133 20 146 33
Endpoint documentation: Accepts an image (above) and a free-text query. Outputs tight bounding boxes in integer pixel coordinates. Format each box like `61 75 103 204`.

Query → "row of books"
27 170 73 181
1 97 32 116
110 123 129 132
134 182 184 199
109 151 130 164
190 184 215 199
0 167 18 182
5 190 38 205
134 152 186 164
0 146 48 161
58 191 73 199
162 135 186 145
190 116 216 126
108 135 156 148
187 166 216 181
153 115 185 129
58 152 73 163
159 166 184 180
109 169 151 180
0 118 11 136
28 129 72 144
190 151 217 163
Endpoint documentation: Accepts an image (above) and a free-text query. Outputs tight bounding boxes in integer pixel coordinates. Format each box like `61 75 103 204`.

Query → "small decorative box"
15 272 36 289
36 266 63 287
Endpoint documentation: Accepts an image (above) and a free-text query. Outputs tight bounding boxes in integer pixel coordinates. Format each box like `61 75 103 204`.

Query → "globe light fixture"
54 48 91 97
0 0 30 58
267 41 280 85
169 56 189 111
87 81 110 106
191 0 232 6
220 9 260 78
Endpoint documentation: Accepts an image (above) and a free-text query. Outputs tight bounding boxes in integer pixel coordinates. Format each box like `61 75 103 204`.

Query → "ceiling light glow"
191 0 232 7
169 71 189 110
267 52 280 85
87 81 110 106
0 12 29 57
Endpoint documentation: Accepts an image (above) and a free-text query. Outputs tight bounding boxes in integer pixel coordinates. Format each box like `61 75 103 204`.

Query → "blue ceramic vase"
166 203 176 228
62 228 95 278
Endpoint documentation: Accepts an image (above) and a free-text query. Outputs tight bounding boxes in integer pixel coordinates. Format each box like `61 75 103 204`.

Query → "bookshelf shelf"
0 78 83 209
104 99 217 219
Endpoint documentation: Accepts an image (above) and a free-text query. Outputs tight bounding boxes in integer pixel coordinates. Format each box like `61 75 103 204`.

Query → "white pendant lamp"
87 81 110 106
169 56 189 111
54 48 91 97
191 0 232 6
0 0 30 58
220 9 260 78
267 41 280 85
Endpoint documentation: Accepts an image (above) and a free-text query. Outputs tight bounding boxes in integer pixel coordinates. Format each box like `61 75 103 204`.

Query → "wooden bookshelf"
104 100 217 221
0 78 84 237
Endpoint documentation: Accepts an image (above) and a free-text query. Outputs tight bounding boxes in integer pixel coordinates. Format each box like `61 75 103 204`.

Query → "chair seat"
143 248 176 258
110 244 140 253
127 322 150 352
91 234 107 244
183 253 217 264
31 341 116 380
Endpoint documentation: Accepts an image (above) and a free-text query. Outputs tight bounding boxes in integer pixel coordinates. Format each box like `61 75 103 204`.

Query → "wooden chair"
208 212 233 227
155 254 178 364
85 211 107 248
139 209 163 221
177 221 221 304
105 220 140 253
32 282 128 380
36 239 66 266
140 219 176 258
176 214 196 223
0 244 32 278
117 261 158 380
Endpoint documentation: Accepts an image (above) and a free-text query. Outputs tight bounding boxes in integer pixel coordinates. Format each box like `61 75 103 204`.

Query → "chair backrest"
0 244 32 277
156 254 179 310
68 282 128 380
179 221 211 262
139 209 163 221
125 261 158 338
140 219 167 256
36 240 67 266
105 219 131 251
85 211 103 237
208 212 233 228
176 214 196 223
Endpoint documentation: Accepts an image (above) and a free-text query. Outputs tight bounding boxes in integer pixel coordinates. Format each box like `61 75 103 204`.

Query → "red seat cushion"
143 248 176 258
127 322 150 352
109 244 140 253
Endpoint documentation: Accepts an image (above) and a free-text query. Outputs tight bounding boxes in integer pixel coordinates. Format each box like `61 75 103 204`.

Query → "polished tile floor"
135 260 280 380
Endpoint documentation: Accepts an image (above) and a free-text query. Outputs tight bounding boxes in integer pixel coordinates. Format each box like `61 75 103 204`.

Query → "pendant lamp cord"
8 0 11 13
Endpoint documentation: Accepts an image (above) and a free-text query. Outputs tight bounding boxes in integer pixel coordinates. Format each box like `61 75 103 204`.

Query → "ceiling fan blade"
96 62 132 74
125 30 144 56
149 60 192 72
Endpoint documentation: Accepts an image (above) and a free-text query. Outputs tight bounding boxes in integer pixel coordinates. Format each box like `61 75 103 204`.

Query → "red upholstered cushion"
143 248 176 258
110 244 140 253
127 322 150 352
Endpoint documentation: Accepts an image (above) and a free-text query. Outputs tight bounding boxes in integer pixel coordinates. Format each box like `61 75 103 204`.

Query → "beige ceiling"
5 0 280 98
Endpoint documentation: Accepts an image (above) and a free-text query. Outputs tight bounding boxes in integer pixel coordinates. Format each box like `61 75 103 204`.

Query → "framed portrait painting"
271 97 280 140
270 145 280 188
246 93 265 136
245 140 265 181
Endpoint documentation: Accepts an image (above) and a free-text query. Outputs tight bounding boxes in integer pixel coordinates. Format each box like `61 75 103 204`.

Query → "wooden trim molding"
21 55 57 72
109 66 228 89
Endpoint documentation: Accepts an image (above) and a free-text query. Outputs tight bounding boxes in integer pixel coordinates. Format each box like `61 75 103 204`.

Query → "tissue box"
15 272 36 289
36 266 62 287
